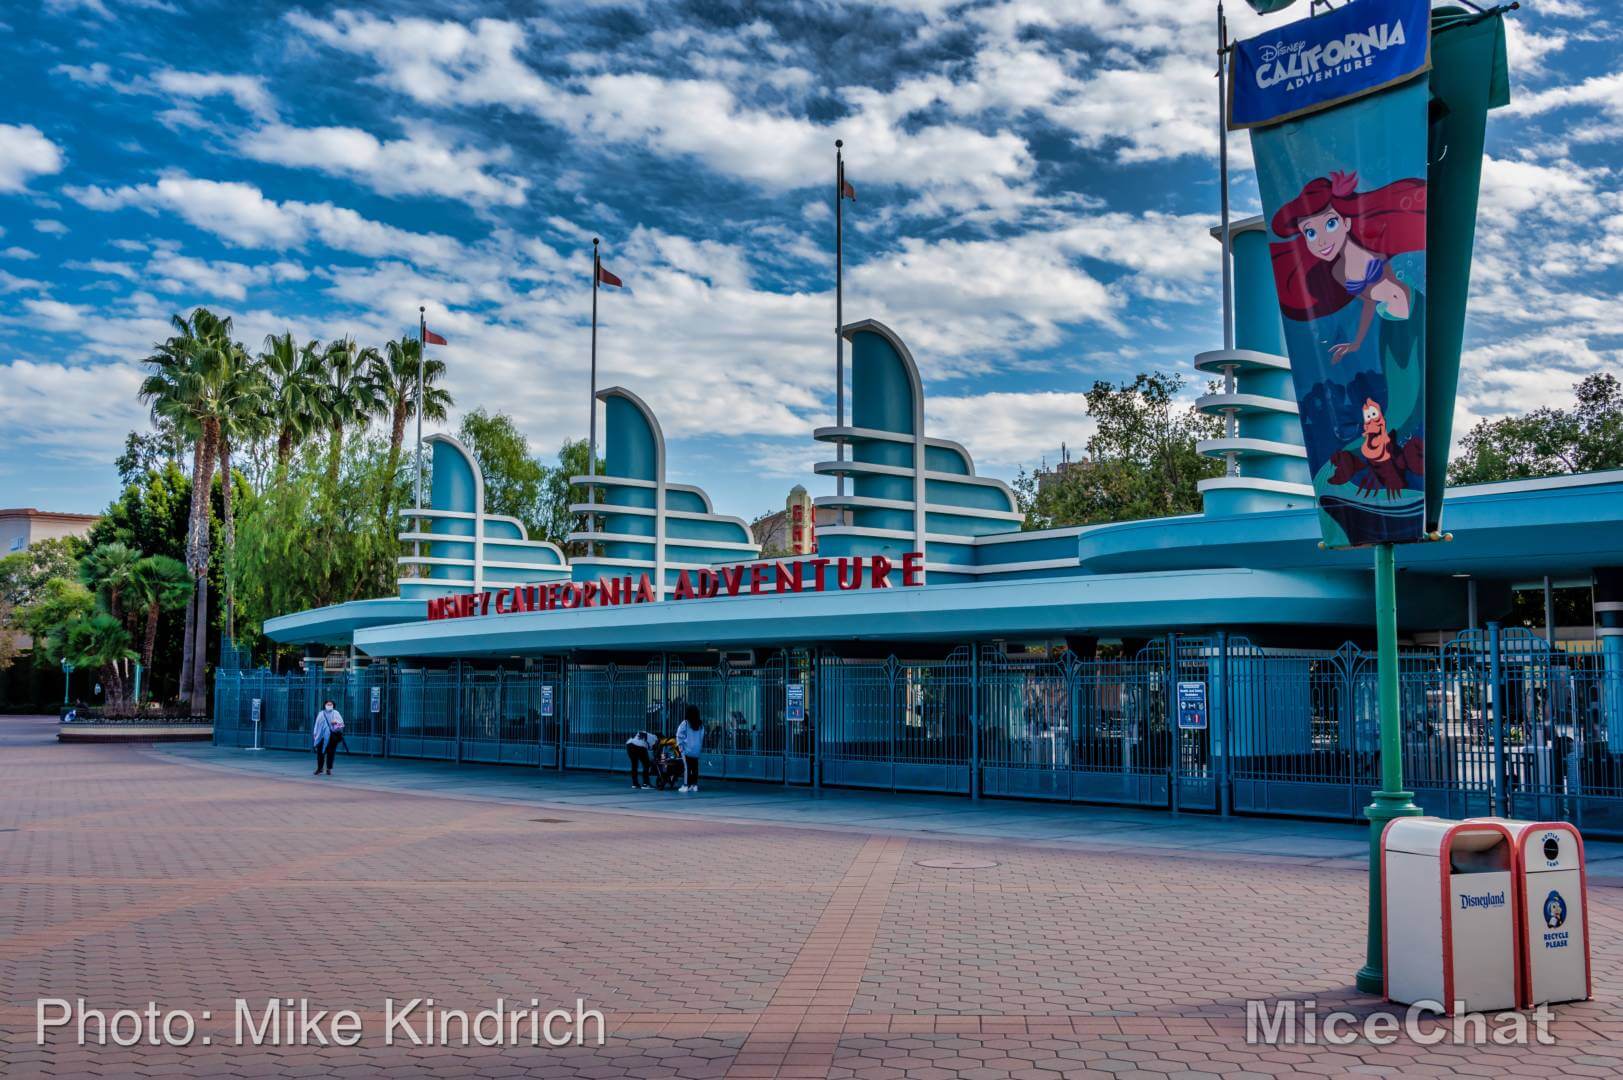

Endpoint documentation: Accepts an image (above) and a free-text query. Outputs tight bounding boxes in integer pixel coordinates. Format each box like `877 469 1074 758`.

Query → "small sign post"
370 686 382 715
540 685 555 719
1176 681 1208 731
248 698 263 752
785 682 805 723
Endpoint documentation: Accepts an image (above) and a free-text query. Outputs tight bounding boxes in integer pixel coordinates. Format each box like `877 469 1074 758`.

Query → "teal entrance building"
223 221 1623 835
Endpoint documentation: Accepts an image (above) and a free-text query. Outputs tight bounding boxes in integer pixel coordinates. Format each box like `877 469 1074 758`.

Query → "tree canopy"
1448 373 1623 485
1014 372 1222 530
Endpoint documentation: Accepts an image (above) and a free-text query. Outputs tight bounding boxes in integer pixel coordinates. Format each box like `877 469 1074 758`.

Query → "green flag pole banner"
1232 0 1434 548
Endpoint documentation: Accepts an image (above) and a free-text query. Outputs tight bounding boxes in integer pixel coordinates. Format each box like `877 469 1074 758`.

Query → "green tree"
316 336 385 486
64 613 137 711
130 555 192 691
140 307 244 705
18 577 95 671
1448 373 1623 485
539 438 601 552
1 538 85 670
115 420 186 485
259 332 325 476
77 542 140 625
370 336 452 522
1014 372 1222 529
233 436 406 659
1 537 85 611
88 463 191 565
456 409 546 535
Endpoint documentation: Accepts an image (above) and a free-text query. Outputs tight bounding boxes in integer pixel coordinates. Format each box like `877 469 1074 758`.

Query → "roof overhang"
352 567 1382 658
263 598 428 646
1078 472 1623 586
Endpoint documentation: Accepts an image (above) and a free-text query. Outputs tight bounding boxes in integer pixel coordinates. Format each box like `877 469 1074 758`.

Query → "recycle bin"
1471 819 1591 1007
1382 818 1518 1014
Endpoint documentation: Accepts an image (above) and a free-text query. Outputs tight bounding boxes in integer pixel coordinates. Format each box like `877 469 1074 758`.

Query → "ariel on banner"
1232 0 1432 548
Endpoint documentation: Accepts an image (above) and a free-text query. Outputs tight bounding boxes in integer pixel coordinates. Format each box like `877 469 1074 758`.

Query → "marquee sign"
426 552 926 621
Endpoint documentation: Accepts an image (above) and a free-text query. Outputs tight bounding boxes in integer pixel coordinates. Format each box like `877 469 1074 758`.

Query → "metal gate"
816 649 972 793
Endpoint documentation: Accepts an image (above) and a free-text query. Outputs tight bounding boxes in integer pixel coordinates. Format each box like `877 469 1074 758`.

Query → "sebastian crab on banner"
1231 0 1432 548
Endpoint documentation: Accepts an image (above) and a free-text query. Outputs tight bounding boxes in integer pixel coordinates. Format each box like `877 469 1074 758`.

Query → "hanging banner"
1229 0 1430 129
1235 0 1432 548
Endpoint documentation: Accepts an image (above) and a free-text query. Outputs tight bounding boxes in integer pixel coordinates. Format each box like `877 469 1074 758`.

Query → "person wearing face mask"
312 699 345 776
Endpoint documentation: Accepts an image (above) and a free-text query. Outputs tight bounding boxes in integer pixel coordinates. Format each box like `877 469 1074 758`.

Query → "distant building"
1 508 99 655
752 485 836 556
1034 444 1091 494
0 508 99 556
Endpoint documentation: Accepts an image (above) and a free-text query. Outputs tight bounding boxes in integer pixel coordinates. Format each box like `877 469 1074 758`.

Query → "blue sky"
0 0 1614 522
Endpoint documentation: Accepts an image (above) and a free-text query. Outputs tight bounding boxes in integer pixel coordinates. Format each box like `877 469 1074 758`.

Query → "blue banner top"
1229 0 1431 129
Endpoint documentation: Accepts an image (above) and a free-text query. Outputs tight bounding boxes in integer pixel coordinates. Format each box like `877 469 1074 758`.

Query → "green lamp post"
1355 542 1423 993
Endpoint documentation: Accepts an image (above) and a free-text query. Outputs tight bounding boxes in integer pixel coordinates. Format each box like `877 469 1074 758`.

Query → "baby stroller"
651 737 686 791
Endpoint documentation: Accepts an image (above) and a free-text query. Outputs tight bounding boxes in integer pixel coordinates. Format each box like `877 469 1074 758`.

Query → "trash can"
1382 818 1519 1014
1471 819 1591 1007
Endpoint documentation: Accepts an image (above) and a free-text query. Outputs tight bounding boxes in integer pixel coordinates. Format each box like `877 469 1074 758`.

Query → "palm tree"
370 336 453 521
316 336 384 486
215 351 268 641
78 542 141 624
130 555 191 699
65 613 138 712
259 332 324 477
139 307 239 706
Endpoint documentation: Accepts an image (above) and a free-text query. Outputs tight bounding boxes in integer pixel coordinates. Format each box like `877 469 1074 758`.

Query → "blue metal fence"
214 627 1623 837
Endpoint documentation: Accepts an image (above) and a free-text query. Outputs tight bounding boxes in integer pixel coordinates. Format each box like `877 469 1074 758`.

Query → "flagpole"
588 237 600 559
415 305 426 574
835 139 846 524
1217 2 1238 480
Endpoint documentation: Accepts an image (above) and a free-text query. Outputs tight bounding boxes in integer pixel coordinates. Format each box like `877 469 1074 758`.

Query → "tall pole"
414 306 426 574
1217 2 1238 479
835 140 847 523
1356 542 1423 993
588 237 600 558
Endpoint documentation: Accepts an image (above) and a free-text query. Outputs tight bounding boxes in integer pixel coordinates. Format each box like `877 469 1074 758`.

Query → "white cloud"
152 69 278 120
1509 69 1623 120
0 359 149 466
1 247 36 260
0 125 66 194
33 219 69 236
51 61 113 86
238 124 528 207
286 10 1035 211
66 175 463 264
927 390 1094 469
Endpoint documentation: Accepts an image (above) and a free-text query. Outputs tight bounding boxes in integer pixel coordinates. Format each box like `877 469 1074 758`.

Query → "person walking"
625 728 657 789
675 704 705 793
312 699 345 776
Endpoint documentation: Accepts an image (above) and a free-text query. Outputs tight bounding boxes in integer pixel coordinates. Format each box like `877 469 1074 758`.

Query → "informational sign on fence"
540 685 555 719
1176 681 1208 731
250 698 262 723
785 682 805 722
369 686 381 714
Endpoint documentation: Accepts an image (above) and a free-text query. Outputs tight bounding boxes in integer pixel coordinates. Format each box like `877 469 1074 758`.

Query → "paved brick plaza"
2 714 1620 1079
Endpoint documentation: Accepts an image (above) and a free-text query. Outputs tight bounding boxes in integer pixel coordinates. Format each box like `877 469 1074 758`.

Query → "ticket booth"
1382 818 1519 1014
1472 819 1592 1007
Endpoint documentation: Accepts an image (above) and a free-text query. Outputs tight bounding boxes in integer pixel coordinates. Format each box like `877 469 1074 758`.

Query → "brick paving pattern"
0 713 1617 1079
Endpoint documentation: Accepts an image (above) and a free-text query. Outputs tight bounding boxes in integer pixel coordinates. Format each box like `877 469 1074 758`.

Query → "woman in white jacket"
312 700 344 776
675 704 705 793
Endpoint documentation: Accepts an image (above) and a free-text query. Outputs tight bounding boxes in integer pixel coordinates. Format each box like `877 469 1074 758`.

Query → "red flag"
596 264 623 288
422 328 447 346
841 177 856 201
